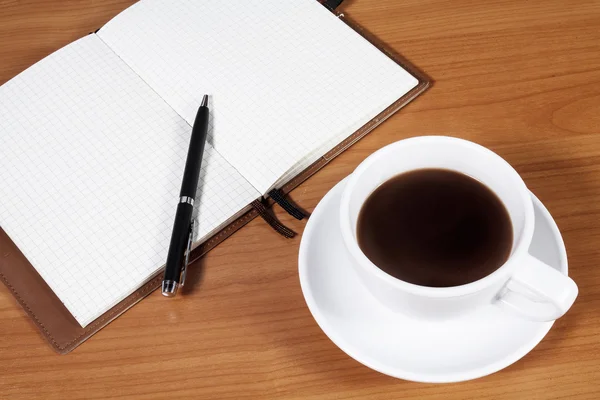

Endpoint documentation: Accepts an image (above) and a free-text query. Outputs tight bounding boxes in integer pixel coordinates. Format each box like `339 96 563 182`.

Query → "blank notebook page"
98 0 419 193
0 35 259 326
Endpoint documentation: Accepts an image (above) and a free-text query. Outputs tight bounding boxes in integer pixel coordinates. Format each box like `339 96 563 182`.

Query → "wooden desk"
1 1 599 398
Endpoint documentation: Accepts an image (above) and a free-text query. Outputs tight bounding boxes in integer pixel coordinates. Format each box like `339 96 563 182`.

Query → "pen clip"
180 219 195 287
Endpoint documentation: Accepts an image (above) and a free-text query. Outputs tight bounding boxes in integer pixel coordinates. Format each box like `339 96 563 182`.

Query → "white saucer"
298 178 568 383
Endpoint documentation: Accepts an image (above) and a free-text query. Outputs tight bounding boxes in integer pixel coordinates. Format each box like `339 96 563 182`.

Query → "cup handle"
496 254 578 322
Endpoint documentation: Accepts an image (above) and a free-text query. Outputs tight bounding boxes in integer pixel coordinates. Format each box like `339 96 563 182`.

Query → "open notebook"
0 0 427 347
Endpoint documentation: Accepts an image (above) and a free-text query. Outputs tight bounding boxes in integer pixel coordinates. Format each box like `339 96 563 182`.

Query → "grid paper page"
98 0 419 193
0 35 259 326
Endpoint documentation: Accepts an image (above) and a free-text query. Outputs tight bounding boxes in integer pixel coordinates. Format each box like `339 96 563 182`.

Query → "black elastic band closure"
251 200 296 239
268 189 307 220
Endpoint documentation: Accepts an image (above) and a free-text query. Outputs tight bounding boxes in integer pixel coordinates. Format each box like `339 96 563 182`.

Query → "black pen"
162 95 209 297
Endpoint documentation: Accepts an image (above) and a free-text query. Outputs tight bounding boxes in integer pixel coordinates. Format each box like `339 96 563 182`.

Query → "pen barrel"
180 106 209 197
164 203 194 282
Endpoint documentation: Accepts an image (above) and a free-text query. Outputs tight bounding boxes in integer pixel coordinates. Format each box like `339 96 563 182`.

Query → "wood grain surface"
1 0 600 398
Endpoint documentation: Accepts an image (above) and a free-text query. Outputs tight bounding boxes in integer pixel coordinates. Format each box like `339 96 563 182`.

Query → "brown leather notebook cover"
0 12 430 354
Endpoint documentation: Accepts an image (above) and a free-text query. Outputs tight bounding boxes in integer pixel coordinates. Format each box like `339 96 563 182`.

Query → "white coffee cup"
339 136 578 322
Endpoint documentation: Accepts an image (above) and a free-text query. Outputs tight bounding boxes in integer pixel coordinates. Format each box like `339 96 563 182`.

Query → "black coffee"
357 169 513 287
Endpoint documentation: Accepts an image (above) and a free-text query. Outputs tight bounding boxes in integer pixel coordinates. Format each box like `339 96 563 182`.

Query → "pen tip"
201 95 208 107
162 280 178 297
